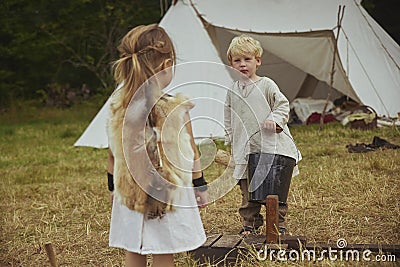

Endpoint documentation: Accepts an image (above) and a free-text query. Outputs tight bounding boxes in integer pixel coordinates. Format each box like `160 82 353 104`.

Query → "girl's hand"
195 190 208 208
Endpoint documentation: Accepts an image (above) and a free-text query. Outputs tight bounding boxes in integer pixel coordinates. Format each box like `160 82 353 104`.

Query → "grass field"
0 102 399 266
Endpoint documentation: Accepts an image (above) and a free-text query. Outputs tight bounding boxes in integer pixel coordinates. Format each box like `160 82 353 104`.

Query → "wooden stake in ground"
44 242 58 267
266 195 279 244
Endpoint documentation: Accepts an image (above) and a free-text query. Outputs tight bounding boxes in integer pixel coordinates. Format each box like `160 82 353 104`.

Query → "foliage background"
0 0 162 106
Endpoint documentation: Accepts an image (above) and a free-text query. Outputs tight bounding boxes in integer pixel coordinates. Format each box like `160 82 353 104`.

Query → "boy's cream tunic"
224 77 301 179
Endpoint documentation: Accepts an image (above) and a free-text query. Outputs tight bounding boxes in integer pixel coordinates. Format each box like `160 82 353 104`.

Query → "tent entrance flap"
297 74 319 98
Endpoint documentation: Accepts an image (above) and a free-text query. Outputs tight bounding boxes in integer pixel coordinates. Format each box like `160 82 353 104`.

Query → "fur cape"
108 91 195 219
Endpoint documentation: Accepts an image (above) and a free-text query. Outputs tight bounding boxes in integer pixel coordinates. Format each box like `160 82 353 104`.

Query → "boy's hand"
263 120 283 133
263 119 276 132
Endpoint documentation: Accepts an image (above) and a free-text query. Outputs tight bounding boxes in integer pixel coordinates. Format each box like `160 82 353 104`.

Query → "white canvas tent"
74 0 400 148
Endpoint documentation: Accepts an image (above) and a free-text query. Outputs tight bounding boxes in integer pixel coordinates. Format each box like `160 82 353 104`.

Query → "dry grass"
0 104 399 266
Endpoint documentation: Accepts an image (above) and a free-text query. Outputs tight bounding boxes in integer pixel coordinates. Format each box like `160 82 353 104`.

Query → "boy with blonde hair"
224 34 300 235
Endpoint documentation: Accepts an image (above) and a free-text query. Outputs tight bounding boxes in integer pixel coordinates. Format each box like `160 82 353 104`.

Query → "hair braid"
111 24 176 113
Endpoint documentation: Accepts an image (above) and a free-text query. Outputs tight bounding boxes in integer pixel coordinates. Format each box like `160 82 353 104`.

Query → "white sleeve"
265 79 290 127
223 90 232 146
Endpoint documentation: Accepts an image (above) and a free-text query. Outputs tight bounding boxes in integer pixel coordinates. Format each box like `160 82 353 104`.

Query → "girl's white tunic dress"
109 186 206 254
107 90 206 254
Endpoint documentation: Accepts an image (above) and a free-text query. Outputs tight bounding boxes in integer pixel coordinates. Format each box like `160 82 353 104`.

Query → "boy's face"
230 54 261 80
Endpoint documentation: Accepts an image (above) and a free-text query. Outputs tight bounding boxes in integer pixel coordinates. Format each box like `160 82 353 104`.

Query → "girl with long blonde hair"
106 24 208 267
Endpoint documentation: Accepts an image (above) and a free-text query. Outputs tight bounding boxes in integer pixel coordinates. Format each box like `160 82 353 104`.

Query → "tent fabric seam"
340 28 390 116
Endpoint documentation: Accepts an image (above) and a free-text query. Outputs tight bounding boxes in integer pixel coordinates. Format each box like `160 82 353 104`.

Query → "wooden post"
266 195 279 244
44 242 58 267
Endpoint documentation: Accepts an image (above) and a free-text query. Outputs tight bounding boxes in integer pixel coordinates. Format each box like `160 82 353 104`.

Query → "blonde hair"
112 24 176 110
227 34 263 62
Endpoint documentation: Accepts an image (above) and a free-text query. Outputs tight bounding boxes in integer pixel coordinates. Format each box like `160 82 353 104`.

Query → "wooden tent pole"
320 5 346 129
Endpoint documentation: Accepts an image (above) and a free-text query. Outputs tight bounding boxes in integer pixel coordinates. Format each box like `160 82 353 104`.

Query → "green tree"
361 0 400 44
0 0 162 106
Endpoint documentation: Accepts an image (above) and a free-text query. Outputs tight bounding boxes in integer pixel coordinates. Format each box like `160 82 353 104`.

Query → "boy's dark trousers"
239 179 287 229
238 154 295 230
